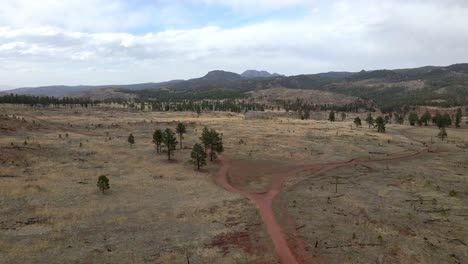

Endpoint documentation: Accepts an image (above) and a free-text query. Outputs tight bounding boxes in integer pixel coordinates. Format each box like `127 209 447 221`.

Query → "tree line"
0 93 99 106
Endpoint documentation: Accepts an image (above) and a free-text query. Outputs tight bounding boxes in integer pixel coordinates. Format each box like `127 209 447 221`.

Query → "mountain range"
0 70 281 97
1 65 467 111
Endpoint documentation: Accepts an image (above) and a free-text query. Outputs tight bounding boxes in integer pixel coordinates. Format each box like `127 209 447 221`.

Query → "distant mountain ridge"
241 70 283 79
0 80 184 97
2 64 467 111
0 69 282 97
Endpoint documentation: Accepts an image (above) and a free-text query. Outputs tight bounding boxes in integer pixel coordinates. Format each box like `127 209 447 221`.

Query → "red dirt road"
215 145 433 264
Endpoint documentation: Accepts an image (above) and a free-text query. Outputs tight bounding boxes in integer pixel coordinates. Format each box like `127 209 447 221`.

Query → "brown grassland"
0 104 467 264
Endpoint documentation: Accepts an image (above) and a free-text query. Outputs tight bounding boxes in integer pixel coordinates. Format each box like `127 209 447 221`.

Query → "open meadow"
1 105 467 264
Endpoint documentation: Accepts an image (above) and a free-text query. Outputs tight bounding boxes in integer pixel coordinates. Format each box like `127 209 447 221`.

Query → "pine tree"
200 127 224 161
162 128 177 160
420 111 431 126
152 129 163 153
366 113 374 128
394 113 404 125
443 113 452 127
408 112 419 126
176 122 187 149
128 133 135 147
455 108 462 128
329 111 336 122
191 143 207 170
340 112 346 121
354 116 362 127
97 175 110 193
433 112 442 128
375 116 386 133
438 127 448 141
201 127 211 153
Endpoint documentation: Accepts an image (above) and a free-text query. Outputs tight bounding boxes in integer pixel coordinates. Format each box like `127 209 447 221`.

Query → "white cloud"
0 0 468 87
0 0 149 32
197 0 311 10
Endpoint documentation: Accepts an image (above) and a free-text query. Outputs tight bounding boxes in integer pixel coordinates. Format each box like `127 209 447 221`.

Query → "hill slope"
3 64 467 110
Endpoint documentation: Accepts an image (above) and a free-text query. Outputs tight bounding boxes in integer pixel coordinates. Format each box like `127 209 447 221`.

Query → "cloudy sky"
1 0 468 88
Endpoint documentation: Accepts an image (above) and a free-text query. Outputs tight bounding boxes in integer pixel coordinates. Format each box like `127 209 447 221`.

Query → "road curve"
215 144 433 264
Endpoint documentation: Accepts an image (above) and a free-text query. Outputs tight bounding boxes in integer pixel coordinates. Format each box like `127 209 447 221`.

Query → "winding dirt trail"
215 143 434 264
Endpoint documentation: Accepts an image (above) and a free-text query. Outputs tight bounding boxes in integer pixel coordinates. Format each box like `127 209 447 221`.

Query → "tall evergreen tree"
162 128 178 160
200 127 224 161
354 116 362 127
191 143 207 170
375 116 386 133
455 108 462 128
97 175 110 194
128 133 135 147
329 111 336 122
443 113 452 127
408 112 419 126
438 127 448 141
200 127 211 153
366 113 374 128
420 111 431 126
176 122 187 149
340 112 346 121
152 129 163 153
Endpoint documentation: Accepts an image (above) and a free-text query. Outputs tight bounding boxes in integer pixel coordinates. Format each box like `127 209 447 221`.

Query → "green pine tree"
408 112 419 126
128 133 135 147
162 128 177 160
354 116 362 127
176 122 187 149
375 116 386 133
366 113 374 128
97 175 110 194
340 112 346 121
191 143 207 170
438 127 448 141
455 108 462 128
200 127 224 161
329 111 336 122
152 129 163 153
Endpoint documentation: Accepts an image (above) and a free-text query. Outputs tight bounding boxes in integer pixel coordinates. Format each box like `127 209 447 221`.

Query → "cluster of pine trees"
127 122 224 170
336 107 463 139
282 98 373 119
0 93 98 106
144 99 269 113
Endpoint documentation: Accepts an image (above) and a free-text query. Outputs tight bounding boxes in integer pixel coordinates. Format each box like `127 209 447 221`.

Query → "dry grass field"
0 104 466 264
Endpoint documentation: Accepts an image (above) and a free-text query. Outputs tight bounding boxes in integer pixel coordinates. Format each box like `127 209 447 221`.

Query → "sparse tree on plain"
191 143 207 170
443 113 452 127
128 133 135 147
329 111 336 122
176 122 187 149
394 113 404 125
153 129 163 153
455 108 462 128
375 116 386 133
97 175 110 194
438 127 448 141
384 115 391 124
366 113 374 128
354 116 362 127
432 112 452 128
201 127 211 153
162 128 177 160
420 111 431 126
340 112 346 121
200 127 224 161
408 112 419 126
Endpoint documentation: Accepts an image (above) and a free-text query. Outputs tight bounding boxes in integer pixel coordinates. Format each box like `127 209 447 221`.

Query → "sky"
1 0 468 88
